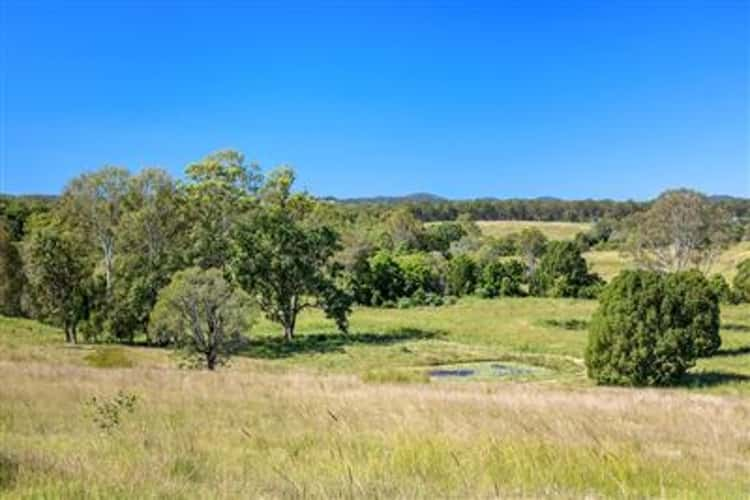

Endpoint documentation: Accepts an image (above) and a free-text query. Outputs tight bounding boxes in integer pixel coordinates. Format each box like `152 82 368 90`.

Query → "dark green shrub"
585 269 721 386
445 254 478 296
733 258 750 303
530 241 601 298
366 251 406 306
478 260 525 298
708 274 739 304
663 270 721 358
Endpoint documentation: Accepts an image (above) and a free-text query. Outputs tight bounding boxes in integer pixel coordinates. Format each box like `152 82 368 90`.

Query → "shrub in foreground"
585 269 720 386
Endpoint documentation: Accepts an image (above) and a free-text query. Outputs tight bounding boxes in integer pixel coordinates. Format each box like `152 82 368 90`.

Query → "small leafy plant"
86 390 138 431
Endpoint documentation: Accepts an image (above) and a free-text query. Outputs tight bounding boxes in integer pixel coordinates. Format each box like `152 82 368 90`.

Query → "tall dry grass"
2 359 748 498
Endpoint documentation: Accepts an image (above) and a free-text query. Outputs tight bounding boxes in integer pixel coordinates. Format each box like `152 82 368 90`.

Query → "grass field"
474 220 591 240
2 295 750 498
471 221 750 282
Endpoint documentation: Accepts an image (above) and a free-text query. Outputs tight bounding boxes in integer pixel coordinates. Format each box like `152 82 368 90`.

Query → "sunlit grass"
2 296 750 497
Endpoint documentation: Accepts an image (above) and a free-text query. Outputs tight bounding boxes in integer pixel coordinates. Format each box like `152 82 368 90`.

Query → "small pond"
428 361 545 381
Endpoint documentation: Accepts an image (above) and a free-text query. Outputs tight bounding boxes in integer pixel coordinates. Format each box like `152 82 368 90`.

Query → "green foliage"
394 252 444 296
624 189 731 272
233 168 351 340
422 222 466 253
732 258 750 303
477 260 525 298
708 274 739 305
86 390 138 431
445 254 478 296
585 270 721 386
0 218 24 316
182 150 261 270
23 225 90 343
149 268 254 369
662 270 721 358
363 251 406 306
530 241 602 298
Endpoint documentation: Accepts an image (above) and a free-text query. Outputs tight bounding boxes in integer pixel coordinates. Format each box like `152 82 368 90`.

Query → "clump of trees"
585 269 720 386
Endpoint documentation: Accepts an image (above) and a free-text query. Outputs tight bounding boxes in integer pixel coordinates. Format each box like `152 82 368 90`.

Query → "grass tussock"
83 347 134 369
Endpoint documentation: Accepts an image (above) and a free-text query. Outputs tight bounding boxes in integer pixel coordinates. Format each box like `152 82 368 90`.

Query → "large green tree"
232 168 351 340
60 167 131 295
0 218 24 316
24 225 90 343
182 150 262 270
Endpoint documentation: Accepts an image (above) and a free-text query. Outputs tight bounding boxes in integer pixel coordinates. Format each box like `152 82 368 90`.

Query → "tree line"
1 150 749 374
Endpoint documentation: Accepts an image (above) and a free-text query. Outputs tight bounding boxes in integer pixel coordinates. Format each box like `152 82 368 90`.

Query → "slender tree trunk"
206 351 216 370
64 324 72 344
71 323 78 344
283 323 294 342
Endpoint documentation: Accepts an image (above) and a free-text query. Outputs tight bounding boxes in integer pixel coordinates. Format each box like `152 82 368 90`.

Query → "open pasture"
2 296 750 498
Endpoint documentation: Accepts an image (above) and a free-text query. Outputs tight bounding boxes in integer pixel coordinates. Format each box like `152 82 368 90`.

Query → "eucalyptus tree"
60 166 131 295
181 150 262 270
624 189 731 273
232 167 351 341
24 224 90 343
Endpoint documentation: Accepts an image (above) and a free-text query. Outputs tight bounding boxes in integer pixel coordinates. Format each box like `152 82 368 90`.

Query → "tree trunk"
206 347 217 370
283 323 294 342
71 323 78 344
64 324 72 344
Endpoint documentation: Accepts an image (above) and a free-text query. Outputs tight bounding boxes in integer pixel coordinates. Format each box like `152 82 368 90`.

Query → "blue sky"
1 1 748 199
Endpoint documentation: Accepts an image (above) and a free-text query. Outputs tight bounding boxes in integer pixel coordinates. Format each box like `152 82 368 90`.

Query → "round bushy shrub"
585 270 720 386
662 270 721 357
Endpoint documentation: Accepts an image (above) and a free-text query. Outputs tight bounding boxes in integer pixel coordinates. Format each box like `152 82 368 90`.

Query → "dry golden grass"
2 359 749 498
475 220 592 240
585 242 750 282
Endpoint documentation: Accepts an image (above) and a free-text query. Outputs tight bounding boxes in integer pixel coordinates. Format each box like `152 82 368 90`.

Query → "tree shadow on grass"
721 323 750 333
680 371 750 388
240 328 442 359
714 345 750 357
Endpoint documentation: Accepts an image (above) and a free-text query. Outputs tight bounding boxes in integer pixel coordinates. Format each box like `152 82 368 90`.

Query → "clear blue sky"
1 1 748 199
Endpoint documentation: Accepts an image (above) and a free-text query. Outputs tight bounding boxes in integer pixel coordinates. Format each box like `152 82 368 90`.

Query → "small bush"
83 347 134 369
585 270 720 386
86 390 138 431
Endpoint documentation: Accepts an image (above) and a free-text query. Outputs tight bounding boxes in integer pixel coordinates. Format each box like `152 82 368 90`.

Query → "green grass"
1 297 750 497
